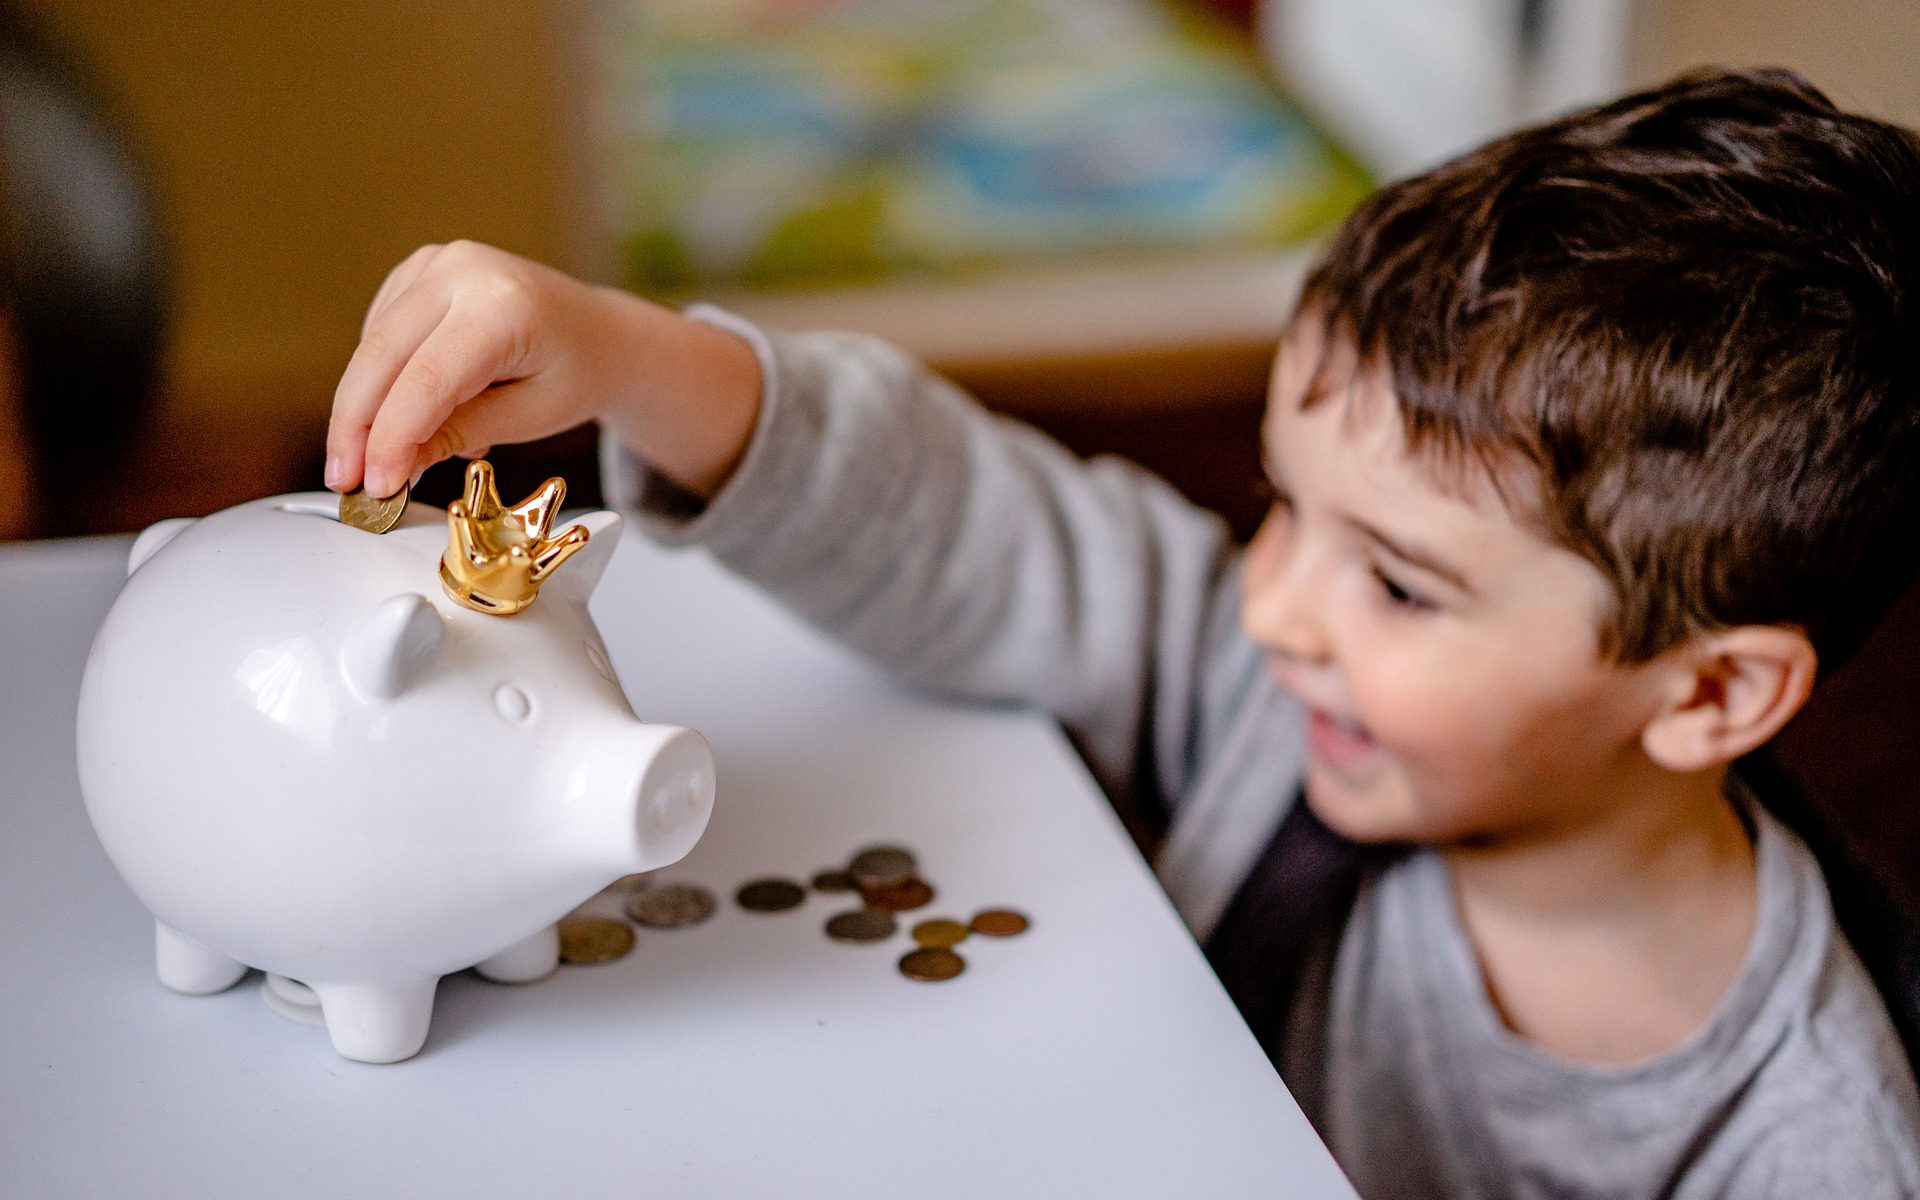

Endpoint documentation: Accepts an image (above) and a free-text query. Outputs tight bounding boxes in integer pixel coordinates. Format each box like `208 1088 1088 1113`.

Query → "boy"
325 69 1920 1196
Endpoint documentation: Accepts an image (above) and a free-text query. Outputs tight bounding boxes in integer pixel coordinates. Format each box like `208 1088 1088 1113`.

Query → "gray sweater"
602 308 1920 1199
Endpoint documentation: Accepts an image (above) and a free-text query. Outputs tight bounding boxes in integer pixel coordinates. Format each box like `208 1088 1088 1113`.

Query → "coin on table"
811 869 858 893
898 947 965 982
861 876 934 912
558 915 634 965
338 481 410 534
848 846 917 888
625 882 717 928
611 872 652 893
911 918 969 949
736 878 808 913
824 908 897 944
970 909 1030 938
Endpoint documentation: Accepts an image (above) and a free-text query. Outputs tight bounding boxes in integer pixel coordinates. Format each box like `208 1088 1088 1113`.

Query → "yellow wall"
23 0 592 424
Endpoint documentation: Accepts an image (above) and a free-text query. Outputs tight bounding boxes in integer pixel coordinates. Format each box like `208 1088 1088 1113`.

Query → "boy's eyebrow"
1345 515 1478 596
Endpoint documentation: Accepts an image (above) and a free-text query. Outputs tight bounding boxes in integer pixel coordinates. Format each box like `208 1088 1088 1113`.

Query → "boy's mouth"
1305 707 1379 771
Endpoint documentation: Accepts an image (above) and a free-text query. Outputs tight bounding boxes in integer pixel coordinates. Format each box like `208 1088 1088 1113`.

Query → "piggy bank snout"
598 723 715 874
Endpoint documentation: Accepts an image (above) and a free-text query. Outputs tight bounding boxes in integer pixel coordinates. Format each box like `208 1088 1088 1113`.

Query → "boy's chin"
1300 768 1424 845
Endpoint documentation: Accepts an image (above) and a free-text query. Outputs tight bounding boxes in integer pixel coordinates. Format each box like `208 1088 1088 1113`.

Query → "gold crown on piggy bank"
439 460 589 616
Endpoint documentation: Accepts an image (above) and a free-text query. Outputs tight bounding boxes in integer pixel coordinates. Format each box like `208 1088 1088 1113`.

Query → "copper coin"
736 878 807 913
970 909 1030 937
625 883 716 928
898 947 965 982
849 846 917 888
861 876 934 912
811 869 857 893
911 918 969 949
557 916 634 965
824 908 897 943
338 482 410 534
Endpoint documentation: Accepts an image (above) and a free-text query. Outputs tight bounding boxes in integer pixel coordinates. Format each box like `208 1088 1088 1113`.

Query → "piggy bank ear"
341 594 446 701
543 510 623 602
127 517 197 576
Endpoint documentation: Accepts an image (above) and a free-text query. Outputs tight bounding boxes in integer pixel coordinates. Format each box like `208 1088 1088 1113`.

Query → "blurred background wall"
7 0 1918 543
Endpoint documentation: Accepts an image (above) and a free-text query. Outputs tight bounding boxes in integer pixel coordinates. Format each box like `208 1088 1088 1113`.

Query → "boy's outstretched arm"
325 240 761 502
604 308 1257 826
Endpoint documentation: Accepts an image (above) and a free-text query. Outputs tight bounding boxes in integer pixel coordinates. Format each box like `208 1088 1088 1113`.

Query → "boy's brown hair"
1297 67 1920 670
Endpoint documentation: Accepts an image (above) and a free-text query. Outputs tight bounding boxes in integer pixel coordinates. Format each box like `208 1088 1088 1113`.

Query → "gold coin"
824 908 896 943
338 481 411 534
849 846 916 888
625 883 716 928
557 916 634 965
898 947 965 982
811 869 857 893
911 918 969 949
970 909 1030 937
736 878 807 913
861 876 934 912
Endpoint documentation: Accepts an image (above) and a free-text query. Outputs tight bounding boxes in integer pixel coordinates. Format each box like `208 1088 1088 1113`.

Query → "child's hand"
325 240 760 501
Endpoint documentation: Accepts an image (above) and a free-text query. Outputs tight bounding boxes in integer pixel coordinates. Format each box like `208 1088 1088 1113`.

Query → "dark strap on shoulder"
1203 791 1383 1120
1736 752 1920 1084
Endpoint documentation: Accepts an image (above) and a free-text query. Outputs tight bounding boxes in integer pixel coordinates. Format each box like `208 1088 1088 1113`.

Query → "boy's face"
1244 319 1676 847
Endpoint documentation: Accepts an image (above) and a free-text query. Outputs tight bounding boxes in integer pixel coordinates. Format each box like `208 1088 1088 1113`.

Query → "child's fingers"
360 244 446 337
361 304 522 499
327 282 454 492
412 386 525 474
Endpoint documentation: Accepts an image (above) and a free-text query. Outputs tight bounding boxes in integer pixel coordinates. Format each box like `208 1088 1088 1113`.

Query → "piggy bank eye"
493 683 535 724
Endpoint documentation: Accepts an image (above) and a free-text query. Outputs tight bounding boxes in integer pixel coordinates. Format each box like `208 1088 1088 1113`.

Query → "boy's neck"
1443 763 1752 918
1441 762 1759 1064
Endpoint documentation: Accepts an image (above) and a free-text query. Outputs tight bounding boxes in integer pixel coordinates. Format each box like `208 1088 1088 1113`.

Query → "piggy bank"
74 480 716 1063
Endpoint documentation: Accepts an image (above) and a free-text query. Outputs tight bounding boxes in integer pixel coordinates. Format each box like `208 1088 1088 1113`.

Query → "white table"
0 528 1355 1199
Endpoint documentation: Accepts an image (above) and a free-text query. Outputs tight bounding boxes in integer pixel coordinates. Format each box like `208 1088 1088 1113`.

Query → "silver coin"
824 908 897 944
849 846 917 888
624 882 716 928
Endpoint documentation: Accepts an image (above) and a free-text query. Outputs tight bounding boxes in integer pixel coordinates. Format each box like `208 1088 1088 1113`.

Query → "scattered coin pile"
815 844 1029 983
338 481 411 534
550 844 1029 984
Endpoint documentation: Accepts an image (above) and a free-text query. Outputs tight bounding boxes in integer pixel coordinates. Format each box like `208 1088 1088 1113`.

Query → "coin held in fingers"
339 480 411 534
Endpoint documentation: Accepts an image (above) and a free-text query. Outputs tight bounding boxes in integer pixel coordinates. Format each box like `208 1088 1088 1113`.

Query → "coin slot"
274 496 346 521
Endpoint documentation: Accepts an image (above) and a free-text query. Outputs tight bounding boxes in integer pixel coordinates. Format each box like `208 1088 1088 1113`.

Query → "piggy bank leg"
474 924 560 984
310 977 440 1064
154 920 248 995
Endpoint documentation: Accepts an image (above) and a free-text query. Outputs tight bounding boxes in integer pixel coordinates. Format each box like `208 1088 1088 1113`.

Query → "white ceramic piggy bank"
74 475 716 1063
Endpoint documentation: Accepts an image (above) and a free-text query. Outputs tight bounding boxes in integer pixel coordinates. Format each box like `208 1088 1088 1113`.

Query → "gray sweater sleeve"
599 307 1248 826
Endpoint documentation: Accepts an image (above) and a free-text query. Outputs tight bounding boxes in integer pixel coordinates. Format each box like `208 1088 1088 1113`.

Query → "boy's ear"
1641 626 1818 772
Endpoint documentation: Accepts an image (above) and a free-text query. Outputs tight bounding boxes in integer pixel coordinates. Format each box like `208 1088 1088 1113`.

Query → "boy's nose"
1240 516 1332 665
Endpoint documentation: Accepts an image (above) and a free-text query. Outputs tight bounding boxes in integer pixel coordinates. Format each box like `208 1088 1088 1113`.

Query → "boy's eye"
1373 567 1434 612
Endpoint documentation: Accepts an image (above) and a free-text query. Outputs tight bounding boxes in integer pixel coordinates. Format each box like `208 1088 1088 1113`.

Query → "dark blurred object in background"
0 3 168 540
